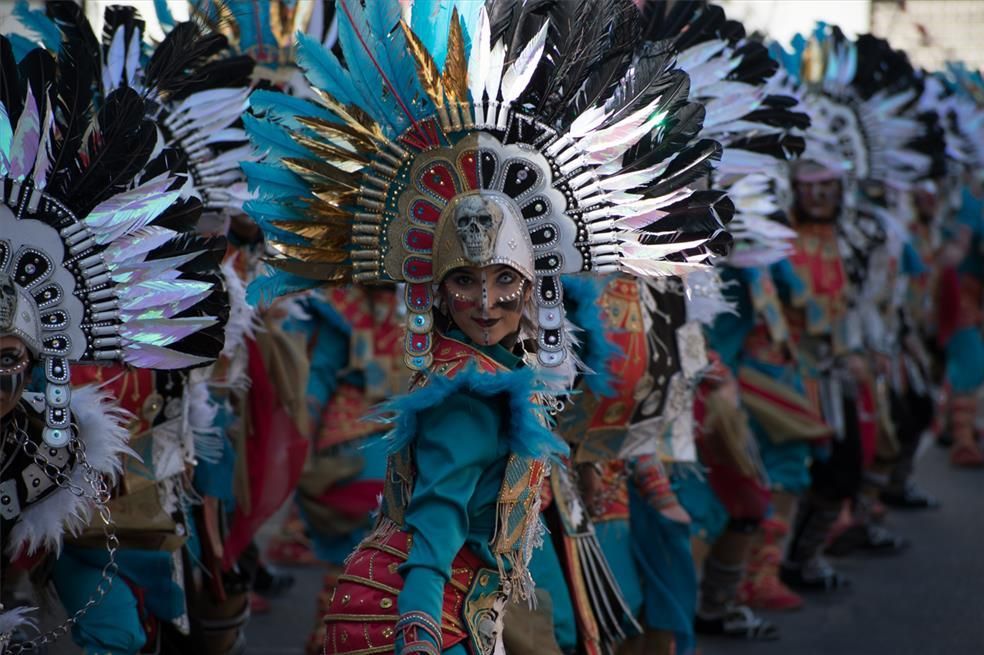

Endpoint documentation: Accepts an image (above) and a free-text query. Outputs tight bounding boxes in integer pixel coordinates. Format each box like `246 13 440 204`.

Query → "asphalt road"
40 440 983 654
245 442 984 655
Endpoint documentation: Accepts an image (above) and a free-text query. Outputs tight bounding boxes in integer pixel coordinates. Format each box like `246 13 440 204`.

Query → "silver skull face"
0 273 16 333
454 195 504 263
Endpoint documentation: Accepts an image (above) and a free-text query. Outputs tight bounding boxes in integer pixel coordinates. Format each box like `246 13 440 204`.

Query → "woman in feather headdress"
0 4 230 653
241 0 737 651
754 24 935 596
4 3 266 653
536 2 811 649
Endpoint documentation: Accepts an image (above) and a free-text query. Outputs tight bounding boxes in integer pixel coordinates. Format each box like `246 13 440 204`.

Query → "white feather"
7 386 133 557
497 22 549 129
484 40 506 127
468 6 492 125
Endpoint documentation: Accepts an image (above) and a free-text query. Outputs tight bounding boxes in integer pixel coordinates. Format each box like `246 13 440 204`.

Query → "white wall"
720 0 872 44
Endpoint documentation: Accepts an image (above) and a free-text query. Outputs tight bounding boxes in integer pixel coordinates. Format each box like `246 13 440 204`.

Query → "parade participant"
0 5 229 651
243 0 735 651
274 286 406 655
763 25 933 590
9 5 260 652
929 63 984 467
618 2 810 641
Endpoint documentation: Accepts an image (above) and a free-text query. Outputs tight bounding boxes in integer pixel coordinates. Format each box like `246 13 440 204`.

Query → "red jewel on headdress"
408 331 431 354
421 164 457 200
406 282 432 310
410 200 441 224
459 151 479 190
403 259 433 283
404 228 434 253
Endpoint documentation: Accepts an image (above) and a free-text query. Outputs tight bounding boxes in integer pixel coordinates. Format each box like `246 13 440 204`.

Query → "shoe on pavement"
881 483 940 510
695 605 780 641
780 558 850 592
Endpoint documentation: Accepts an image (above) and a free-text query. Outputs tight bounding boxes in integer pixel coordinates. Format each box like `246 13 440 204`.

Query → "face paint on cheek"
449 293 479 313
0 369 24 394
494 281 525 313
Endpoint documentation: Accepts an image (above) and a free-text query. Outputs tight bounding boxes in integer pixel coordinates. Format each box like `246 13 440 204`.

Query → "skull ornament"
0 273 17 333
453 195 504 263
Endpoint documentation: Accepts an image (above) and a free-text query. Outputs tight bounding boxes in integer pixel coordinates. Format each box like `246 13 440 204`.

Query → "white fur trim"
220 256 261 360
6 385 132 557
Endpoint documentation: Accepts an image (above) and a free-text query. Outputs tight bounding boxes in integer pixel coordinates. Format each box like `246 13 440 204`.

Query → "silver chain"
6 430 119 653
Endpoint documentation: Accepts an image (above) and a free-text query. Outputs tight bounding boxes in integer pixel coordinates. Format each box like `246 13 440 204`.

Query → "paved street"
247 442 984 655
41 440 983 654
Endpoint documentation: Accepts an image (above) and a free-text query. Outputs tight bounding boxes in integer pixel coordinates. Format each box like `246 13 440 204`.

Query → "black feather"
621 102 706 174
63 86 155 215
167 55 255 100
17 48 56 111
101 5 146 88
0 38 24 124
45 1 98 197
144 21 234 100
569 1 640 121
637 138 722 199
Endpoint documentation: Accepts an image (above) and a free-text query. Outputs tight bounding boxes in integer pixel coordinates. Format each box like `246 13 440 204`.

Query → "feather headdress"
100 6 256 214
179 0 337 94
641 1 808 267
772 25 933 193
0 3 228 444
245 0 736 370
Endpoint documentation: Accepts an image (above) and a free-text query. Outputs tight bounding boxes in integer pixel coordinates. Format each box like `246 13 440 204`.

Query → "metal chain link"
5 428 119 654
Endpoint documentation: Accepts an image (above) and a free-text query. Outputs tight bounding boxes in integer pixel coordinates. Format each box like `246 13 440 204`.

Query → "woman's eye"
497 272 515 285
453 275 473 287
0 350 21 367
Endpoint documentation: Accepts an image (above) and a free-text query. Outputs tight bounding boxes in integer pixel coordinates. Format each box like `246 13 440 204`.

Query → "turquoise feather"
243 113 315 161
14 0 61 52
368 0 432 121
248 88 332 129
562 275 624 398
153 0 176 30
334 0 408 135
243 200 309 246
0 104 11 175
242 161 309 199
247 271 323 307
295 33 362 109
376 361 568 460
410 0 454 70
8 34 43 62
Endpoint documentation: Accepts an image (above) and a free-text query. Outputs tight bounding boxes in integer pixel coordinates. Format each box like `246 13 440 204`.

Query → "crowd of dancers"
1 1 983 654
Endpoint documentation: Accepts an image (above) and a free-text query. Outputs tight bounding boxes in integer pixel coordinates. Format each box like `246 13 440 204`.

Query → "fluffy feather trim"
185 373 223 465
0 605 37 638
376 364 568 460
219 255 261 360
7 385 133 557
562 275 625 397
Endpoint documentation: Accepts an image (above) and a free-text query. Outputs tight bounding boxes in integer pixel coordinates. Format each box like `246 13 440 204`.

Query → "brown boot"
949 394 984 467
738 518 804 611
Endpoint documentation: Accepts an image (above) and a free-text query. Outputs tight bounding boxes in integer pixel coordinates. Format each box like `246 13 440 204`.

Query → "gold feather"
442 8 468 106
272 243 350 264
310 89 388 145
400 20 445 109
271 258 350 282
271 221 351 245
292 134 369 170
283 158 360 190
303 202 354 222
296 116 375 153
312 187 360 207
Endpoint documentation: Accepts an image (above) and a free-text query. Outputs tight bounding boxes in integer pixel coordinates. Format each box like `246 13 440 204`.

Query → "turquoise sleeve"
397 392 502 640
